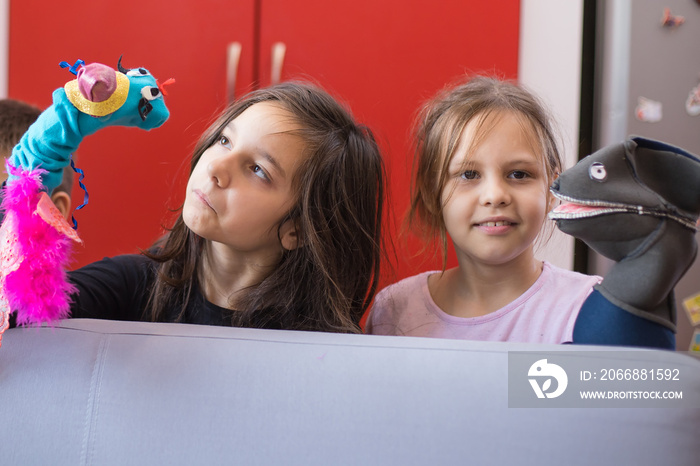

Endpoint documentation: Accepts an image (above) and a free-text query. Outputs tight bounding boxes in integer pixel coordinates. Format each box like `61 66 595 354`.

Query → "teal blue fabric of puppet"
9 58 171 194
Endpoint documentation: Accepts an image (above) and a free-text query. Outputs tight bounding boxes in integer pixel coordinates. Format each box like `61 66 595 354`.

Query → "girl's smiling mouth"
476 220 515 227
474 218 517 234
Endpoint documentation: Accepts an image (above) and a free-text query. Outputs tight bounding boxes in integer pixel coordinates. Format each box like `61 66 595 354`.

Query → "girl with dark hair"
63 81 385 333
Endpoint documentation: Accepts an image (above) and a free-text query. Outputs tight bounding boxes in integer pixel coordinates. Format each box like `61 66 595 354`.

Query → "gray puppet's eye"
589 162 607 181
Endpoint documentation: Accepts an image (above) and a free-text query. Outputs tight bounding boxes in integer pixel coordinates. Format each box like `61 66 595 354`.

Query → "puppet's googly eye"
141 86 162 101
589 162 607 181
127 68 151 77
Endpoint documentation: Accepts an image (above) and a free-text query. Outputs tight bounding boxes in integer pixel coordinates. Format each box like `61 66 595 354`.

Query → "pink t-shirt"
366 262 601 344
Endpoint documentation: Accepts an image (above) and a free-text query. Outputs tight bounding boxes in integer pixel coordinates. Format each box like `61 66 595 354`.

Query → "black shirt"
67 254 234 326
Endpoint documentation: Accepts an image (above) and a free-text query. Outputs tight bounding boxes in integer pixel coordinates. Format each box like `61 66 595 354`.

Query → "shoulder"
375 271 435 306
535 262 602 343
541 262 601 289
367 272 435 334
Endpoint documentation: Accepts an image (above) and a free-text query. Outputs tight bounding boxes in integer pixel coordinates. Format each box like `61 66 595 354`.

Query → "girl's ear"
50 191 72 221
280 218 302 251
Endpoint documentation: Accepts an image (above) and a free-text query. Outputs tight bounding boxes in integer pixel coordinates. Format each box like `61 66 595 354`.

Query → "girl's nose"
479 177 511 206
206 155 231 188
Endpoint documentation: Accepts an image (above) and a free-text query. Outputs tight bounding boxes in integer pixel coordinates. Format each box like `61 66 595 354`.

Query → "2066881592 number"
600 368 680 381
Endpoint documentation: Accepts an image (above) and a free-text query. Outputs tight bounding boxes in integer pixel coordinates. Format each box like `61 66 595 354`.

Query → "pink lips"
194 189 215 211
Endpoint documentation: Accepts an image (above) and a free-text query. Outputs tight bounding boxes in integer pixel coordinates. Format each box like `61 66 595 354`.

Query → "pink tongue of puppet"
76 63 117 102
553 201 602 215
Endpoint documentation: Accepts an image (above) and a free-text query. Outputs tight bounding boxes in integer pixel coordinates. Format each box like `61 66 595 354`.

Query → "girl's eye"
252 165 270 182
509 170 530 180
218 135 232 149
460 170 479 180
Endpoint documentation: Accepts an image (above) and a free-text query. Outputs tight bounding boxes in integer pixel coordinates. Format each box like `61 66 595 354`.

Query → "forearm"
8 88 84 194
67 255 154 322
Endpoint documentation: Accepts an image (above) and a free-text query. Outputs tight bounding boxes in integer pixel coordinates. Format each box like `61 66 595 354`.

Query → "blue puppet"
549 137 700 349
0 57 172 343
9 57 171 193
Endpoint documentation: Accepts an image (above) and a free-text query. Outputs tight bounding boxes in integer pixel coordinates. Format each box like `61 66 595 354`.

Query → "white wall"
0 0 8 98
519 0 584 270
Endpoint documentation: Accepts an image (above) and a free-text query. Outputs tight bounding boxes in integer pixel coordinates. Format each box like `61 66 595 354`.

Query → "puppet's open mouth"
548 191 699 230
548 192 640 221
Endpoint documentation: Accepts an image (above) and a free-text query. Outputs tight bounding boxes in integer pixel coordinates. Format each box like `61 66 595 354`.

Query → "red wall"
9 0 519 291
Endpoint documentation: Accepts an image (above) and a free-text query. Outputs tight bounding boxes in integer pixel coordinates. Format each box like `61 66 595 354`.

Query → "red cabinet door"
10 0 519 284
258 0 520 284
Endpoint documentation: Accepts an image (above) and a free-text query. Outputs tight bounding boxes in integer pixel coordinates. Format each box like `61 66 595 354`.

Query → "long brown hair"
408 75 563 268
145 82 385 333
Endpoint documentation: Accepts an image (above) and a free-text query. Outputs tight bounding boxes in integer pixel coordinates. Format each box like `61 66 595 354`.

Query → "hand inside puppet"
549 137 700 349
0 57 172 345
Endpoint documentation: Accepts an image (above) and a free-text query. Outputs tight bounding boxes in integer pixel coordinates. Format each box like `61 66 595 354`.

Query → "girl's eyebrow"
448 155 476 170
224 120 237 133
507 159 540 166
224 121 286 178
504 159 544 172
258 150 285 177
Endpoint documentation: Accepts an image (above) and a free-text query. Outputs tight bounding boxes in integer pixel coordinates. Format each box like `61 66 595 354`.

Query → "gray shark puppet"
549 137 700 349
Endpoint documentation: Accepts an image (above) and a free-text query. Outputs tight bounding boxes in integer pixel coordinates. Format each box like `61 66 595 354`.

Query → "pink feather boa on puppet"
0 162 81 337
